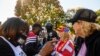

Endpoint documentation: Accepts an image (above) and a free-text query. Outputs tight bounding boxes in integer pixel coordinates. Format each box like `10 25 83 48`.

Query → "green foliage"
96 16 100 24
96 9 100 16
15 0 65 25
95 9 100 24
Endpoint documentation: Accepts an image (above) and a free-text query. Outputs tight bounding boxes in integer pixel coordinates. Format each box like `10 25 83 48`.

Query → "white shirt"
0 36 27 56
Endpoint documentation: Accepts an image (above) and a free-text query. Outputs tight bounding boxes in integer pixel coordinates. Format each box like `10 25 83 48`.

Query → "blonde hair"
80 21 100 37
64 32 70 39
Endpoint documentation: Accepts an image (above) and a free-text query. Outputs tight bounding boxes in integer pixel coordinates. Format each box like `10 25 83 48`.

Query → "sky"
0 0 17 23
0 0 100 23
59 0 100 11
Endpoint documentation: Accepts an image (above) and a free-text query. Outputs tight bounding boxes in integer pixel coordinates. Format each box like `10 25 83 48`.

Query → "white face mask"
17 38 25 45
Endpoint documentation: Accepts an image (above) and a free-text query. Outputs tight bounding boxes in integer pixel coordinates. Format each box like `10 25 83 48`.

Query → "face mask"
17 38 25 45
16 33 27 44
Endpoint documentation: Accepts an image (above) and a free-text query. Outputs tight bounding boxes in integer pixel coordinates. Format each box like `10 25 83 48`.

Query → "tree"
96 9 100 16
66 9 76 20
15 0 65 25
95 9 100 24
66 7 83 19
96 16 100 24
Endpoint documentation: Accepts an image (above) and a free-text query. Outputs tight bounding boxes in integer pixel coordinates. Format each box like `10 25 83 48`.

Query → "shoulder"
0 37 15 56
0 37 8 46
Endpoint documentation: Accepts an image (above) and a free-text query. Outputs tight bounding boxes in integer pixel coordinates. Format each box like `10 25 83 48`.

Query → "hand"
38 41 56 56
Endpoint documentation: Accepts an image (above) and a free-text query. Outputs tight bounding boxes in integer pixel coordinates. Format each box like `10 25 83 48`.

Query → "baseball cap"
32 23 43 30
68 8 97 24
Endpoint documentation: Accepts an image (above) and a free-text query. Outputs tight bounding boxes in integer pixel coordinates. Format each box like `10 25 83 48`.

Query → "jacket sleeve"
23 42 39 56
23 36 40 56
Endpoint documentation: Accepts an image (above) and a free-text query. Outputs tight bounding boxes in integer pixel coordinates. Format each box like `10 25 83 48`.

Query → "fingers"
39 41 56 56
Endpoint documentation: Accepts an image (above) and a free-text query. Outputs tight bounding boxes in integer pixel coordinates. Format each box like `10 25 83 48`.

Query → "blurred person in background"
45 23 59 42
24 23 43 56
52 26 74 56
56 25 65 38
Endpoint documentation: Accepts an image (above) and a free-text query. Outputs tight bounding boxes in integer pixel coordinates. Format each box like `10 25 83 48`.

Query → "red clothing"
28 32 35 37
25 32 37 44
55 40 74 56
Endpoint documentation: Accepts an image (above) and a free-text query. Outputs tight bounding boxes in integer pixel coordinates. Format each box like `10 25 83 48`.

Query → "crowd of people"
0 8 100 56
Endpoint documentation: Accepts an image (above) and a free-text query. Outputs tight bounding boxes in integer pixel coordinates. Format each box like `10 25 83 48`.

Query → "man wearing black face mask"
0 17 29 56
16 32 27 45
45 23 59 41
24 23 42 56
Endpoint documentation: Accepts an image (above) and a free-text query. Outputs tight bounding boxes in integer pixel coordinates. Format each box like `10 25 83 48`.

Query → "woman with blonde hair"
69 8 100 56
52 27 74 56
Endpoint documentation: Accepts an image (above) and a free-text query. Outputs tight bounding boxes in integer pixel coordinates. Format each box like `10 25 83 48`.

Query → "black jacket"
0 37 15 56
74 37 84 56
75 30 100 56
23 42 40 56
